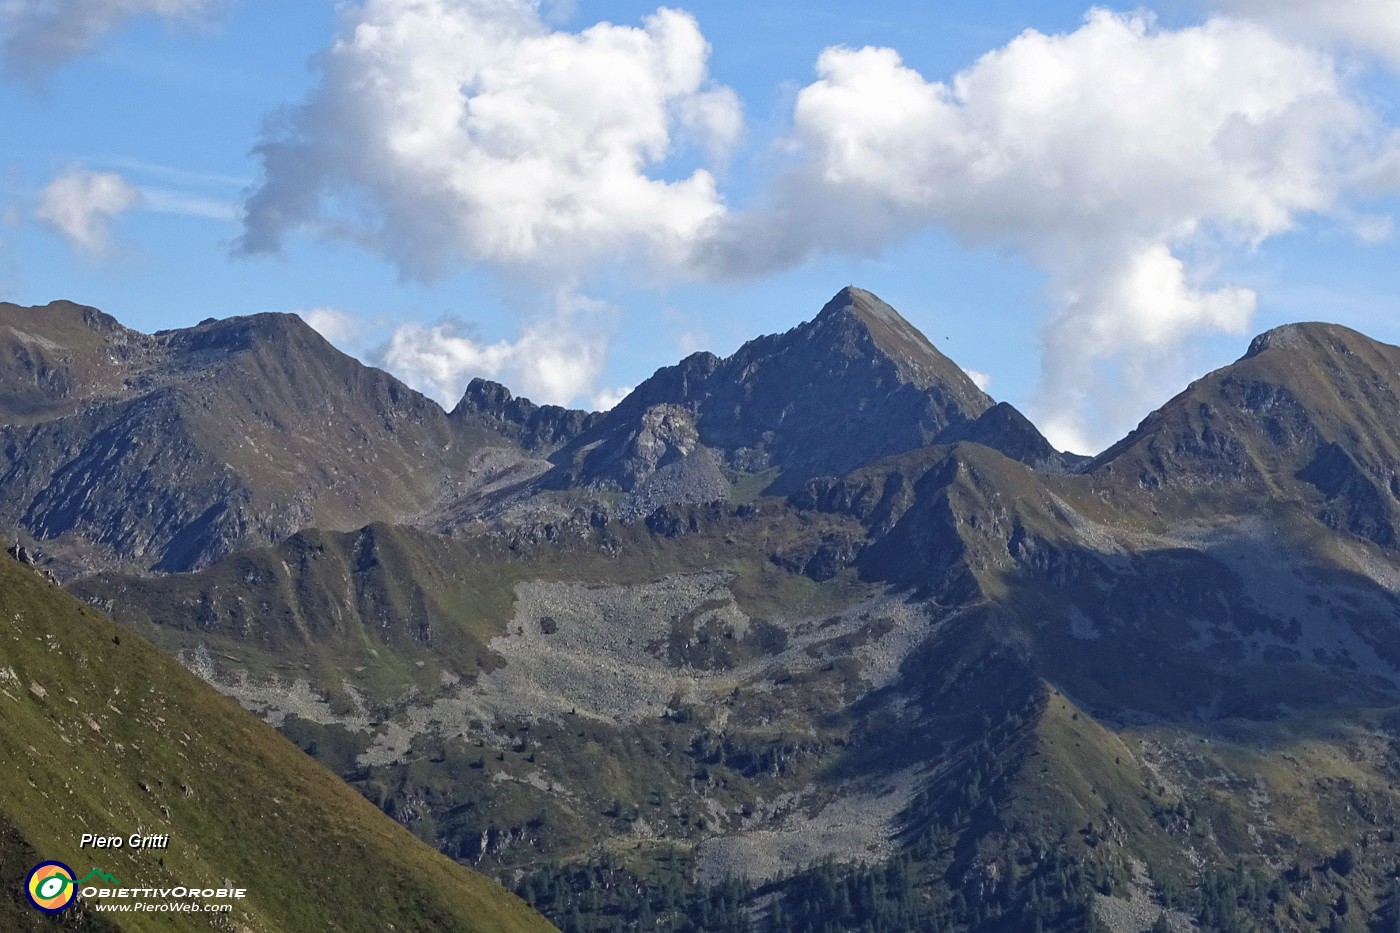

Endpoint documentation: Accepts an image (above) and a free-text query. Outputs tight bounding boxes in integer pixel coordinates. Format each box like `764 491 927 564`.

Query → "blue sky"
2 0 1399 453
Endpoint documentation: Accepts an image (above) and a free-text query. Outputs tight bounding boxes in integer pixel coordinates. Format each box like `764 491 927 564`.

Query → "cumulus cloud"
239 0 740 281
964 369 992 392
696 10 1389 451
590 385 634 411
377 291 615 408
1037 243 1258 452
297 307 368 347
234 3 1398 449
35 167 141 256
0 0 222 80
1217 0 1400 72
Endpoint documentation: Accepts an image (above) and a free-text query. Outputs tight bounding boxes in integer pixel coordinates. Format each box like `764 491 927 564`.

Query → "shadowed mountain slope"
0 303 531 573
501 287 1078 534
544 287 999 495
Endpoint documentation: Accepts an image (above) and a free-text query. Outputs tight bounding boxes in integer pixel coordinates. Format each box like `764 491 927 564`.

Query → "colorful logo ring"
25 861 77 913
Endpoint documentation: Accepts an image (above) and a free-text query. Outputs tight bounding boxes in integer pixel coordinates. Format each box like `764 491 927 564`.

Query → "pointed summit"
943 401 1088 474
547 287 996 494
812 286 963 389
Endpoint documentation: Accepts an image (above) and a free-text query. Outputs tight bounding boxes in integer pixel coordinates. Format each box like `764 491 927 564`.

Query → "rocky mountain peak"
810 286 970 390
943 401 1087 474
5 299 131 334
1241 321 1359 361
450 378 600 452
155 311 324 360
455 377 515 413
544 287 999 495
0 300 154 423
0 303 541 574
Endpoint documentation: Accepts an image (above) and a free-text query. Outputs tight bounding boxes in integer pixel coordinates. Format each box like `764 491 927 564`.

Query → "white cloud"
297 307 367 347
696 10 1390 452
239 0 740 281
1353 214 1394 243
377 291 615 408
1217 0 1400 72
964 369 992 392
35 167 141 256
675 327 710 356
0 0 222 79
1037 243 1257 453
590 385 633 411
139 187 237 221
678 85 744 162
1353 141 1400 195
229 4 1399 449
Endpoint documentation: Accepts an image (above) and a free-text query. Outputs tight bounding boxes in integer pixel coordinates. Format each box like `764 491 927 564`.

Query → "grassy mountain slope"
75 445 1400 930
1093 321 1400 548
0 554 554 933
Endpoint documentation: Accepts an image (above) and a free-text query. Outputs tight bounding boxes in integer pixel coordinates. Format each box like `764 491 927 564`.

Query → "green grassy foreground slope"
0 555 555 933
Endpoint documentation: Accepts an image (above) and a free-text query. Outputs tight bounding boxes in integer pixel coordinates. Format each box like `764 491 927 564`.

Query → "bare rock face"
618 451 729 523
614 404 702 489
545 287 1004 496
449 377 599 453
542 403 730 518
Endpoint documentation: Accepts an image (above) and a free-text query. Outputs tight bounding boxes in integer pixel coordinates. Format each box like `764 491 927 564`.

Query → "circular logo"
25 861 76 913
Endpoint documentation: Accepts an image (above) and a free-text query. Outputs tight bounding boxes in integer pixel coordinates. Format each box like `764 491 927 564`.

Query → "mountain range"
7 286 1400 931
